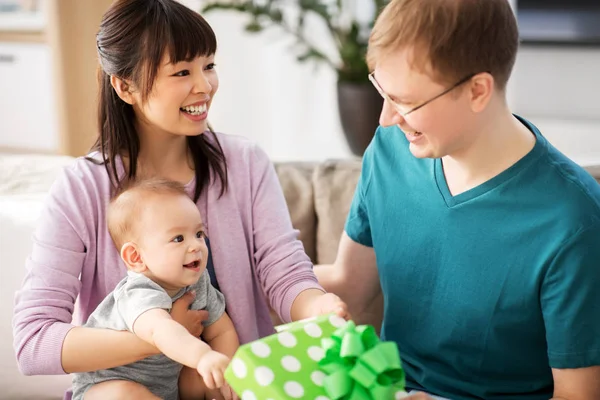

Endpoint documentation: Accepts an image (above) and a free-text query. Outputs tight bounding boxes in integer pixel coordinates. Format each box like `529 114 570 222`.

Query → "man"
316 0 600 399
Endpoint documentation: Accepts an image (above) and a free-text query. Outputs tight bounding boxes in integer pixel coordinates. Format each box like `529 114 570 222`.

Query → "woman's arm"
61 327 157 373
12 165 206 374
248 145 324 323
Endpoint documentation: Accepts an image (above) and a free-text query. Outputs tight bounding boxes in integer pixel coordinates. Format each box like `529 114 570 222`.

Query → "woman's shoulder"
49 152 112 202
210 131 270 170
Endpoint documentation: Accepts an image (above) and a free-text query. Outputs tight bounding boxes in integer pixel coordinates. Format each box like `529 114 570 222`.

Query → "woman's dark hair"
93 0 227 200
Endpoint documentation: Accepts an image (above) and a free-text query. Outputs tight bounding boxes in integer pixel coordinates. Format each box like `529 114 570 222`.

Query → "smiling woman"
12 1 348 399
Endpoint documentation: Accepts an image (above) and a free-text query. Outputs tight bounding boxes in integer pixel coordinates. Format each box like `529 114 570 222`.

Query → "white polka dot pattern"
224 313 403 399
232 358 247 378
241 390 257 400
310 371 326 386
277 331 297 348
250 341 271 358
307 346 325 361
254 366 275 386
304 322 323 338
281 355 301 372
284 381 305 398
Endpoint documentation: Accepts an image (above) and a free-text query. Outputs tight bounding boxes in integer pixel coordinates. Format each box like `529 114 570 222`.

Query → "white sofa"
0 154 75 400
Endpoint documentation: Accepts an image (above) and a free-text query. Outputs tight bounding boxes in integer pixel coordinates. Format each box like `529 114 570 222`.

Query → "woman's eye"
205 63 216 71
173 70 190 77
196 231 205 239
172 235 184 243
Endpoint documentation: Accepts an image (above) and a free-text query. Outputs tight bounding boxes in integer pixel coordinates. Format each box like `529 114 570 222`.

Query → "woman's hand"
171 290 209 337
310 293 351 320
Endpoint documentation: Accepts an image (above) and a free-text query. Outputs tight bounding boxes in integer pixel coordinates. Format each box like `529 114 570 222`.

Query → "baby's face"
136 193 208 291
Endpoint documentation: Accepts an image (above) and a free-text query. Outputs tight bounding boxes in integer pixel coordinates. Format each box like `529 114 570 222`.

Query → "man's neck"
441 109 536 196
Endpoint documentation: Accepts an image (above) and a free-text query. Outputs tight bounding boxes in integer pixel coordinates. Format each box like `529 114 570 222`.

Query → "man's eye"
172 235 184 243
196 231 205 239
173 70 190 77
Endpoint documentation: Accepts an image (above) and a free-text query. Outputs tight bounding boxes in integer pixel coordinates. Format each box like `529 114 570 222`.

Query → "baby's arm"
133 308 211 366
132 308 229 389
202 313 239 358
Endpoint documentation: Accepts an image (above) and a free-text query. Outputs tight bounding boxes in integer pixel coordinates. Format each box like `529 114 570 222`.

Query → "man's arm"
202 313 239 358
133 308 210 369
314 232 383 327
551 366 600 400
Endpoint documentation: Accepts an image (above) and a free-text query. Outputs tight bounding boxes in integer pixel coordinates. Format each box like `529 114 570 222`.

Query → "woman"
12 0 346 398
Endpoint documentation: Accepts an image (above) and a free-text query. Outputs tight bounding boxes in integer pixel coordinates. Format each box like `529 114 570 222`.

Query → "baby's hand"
220 383 236 400
196 350 230 390
311 293 350 320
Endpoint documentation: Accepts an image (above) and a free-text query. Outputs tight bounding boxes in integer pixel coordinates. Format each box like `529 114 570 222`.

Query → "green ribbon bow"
318 321 405 400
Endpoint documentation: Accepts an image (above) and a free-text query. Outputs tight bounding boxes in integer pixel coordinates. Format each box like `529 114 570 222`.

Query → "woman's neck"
132 124 195 184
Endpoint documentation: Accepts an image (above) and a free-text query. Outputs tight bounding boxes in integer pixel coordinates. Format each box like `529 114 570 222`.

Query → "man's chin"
409 143 436 159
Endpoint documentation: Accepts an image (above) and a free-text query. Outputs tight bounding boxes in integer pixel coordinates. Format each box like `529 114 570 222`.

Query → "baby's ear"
121 242 146 272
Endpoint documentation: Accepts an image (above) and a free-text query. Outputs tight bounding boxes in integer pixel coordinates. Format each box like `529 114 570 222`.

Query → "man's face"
372 47 478 159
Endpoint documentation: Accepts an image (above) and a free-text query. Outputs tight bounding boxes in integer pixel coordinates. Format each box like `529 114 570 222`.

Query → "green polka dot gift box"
224 313 408 400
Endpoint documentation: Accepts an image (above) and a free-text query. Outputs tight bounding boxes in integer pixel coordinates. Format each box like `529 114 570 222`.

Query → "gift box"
225 313 407 400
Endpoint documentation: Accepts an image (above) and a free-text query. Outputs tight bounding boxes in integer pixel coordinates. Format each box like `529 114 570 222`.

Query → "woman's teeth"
181 104 207 115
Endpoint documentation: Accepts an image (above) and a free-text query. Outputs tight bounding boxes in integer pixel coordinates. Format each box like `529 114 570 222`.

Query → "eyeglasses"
368 72 477 117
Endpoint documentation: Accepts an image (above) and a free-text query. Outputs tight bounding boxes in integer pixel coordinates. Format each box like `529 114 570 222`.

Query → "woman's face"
132 52 219 139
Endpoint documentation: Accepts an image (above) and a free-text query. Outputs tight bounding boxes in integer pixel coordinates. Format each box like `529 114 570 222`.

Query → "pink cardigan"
13 132 322 376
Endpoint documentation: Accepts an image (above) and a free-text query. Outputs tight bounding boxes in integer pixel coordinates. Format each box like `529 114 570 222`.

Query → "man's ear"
110 75 137 105
121 242 146 272
469 72 494 113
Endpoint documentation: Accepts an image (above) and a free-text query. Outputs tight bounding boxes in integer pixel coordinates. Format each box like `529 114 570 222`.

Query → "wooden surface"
46 0 113 156
0 31 45 43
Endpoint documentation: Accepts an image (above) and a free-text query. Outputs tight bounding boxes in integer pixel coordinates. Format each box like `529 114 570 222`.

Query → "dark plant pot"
337 81 384 156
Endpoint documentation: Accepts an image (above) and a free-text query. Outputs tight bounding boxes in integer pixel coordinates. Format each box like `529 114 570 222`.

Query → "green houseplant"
201 0 388 156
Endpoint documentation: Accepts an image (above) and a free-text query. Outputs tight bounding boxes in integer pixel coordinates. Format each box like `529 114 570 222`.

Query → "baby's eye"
205 63 216 71
172 235 184 243
196 231 205 239
173 70 190 77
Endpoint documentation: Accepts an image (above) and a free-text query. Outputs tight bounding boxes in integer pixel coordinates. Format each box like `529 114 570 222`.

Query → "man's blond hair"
106 178 188 250
367 0 518 90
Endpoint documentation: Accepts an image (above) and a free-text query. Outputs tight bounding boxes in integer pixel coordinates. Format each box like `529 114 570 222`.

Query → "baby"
72 178 238 400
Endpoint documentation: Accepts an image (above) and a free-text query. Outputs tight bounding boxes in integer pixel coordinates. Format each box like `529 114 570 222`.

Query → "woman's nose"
192 72 212 94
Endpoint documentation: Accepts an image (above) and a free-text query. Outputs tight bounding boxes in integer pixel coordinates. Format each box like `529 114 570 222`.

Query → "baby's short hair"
106 178 188 250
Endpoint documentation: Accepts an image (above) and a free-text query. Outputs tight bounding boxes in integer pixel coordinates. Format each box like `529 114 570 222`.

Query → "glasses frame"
368 72 478 117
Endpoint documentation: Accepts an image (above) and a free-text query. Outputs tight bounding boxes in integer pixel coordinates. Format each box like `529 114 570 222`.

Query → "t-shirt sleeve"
344 130 376 247
115 276 173 332
541 219 600 368
191 270 226 326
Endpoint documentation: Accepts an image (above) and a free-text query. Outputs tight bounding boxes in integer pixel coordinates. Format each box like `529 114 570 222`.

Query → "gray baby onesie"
71 270 226 400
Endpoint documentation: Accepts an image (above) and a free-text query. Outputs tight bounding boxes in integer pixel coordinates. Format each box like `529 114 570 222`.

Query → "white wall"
188 0 600 165
510 47 600 166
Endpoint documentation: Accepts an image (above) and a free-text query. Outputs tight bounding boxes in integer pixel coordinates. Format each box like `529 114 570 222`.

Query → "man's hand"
171 290 209 337
403 392 435 400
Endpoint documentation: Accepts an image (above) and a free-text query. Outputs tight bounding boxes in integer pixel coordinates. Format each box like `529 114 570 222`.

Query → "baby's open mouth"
183 260 200 269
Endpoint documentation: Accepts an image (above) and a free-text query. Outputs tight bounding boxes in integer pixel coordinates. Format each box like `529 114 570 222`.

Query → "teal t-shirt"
345 117 600 399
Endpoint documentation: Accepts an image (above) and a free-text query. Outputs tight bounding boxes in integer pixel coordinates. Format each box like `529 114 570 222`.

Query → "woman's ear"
110 75 137 105
120 242 146 272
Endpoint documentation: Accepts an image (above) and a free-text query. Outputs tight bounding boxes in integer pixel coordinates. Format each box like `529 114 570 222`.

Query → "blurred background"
0 1 599 398
0 0 598 163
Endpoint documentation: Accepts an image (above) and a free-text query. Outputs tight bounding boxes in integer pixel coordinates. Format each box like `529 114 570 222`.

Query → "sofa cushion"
312 160 361 264
274 162 317 262
0 154 75 195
